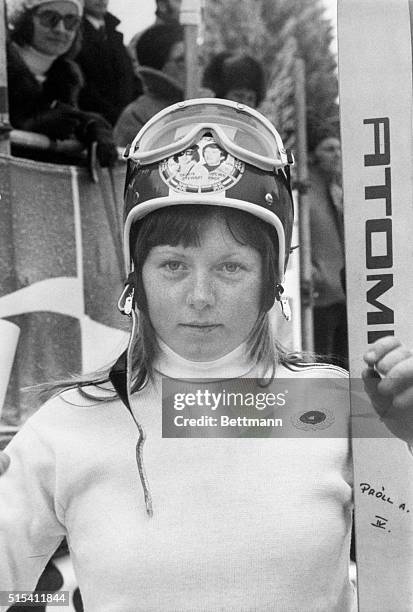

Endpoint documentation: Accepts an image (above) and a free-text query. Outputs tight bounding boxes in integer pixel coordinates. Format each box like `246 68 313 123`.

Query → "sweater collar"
153 339 255 380
84 11 120 30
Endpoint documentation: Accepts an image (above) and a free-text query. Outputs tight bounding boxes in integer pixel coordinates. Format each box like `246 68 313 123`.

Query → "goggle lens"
128 100 292 172
36 10 81 31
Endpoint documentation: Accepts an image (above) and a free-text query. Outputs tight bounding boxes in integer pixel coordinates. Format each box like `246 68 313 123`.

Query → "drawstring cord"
127 309 153 517
110 287 154 518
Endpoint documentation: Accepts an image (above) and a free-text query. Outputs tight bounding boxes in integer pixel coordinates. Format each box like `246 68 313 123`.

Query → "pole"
294 54 314 352
0 321 20 421
179 0 202 100
0 0 18 429
0 0 10 154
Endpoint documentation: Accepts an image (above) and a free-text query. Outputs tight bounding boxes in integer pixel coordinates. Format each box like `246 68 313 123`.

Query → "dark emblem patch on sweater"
291 408 335 431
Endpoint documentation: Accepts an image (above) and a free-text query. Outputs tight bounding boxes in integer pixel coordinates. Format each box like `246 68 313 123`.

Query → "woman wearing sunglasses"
1 99 413 611
6 0 117 167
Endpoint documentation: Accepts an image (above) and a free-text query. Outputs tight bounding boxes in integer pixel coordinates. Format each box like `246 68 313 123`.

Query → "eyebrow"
150 247 257 259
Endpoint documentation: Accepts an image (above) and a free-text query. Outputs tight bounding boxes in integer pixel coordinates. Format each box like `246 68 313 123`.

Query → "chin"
45 43 70 55
183 345 229 362
173 342 214 362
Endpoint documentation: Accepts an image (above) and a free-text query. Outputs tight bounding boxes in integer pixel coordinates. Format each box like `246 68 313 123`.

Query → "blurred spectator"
128 0 181 68
114 23 184 148
76 0 140 125
155 0 181 24
308 123 348 369
6 0 118 167
202 51 266 109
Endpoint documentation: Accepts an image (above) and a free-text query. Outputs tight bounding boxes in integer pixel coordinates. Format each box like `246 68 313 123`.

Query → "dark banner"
0 156 128 422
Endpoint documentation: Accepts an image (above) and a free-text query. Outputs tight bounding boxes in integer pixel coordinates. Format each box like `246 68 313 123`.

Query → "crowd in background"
5 0 347 366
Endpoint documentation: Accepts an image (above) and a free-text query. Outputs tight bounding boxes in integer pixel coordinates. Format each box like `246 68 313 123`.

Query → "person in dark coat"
128 0 181 68
6 0 118 167
76 0 140 126
114 23 185 148
307 123 348 369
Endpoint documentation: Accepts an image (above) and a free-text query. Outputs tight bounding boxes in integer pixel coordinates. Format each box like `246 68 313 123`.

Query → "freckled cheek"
144 280 185 322
222 279 262 321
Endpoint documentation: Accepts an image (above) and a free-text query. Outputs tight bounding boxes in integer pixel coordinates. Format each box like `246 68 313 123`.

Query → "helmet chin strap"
117 274 136 316
118 271 148 314
274 283 291 321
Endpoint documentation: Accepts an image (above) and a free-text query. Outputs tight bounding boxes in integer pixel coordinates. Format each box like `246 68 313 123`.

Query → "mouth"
179 323 221 332
48 38 69 44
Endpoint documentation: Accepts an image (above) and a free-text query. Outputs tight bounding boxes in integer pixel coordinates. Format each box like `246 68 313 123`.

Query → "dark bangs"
131 204 278 268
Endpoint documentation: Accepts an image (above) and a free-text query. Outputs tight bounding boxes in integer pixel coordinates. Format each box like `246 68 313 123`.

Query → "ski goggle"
126 98 294 173
34 9 81 31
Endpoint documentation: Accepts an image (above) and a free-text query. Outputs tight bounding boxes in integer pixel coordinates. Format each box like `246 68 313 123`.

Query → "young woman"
0 99 412 611
7 0 117 166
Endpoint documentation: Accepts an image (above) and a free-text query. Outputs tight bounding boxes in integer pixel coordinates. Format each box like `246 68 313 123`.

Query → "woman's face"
142 216 262 361
313 137 341 175
162 41 186 88
177 149 196 170
84 0 108 18
32 1 80 57
203 145 224 167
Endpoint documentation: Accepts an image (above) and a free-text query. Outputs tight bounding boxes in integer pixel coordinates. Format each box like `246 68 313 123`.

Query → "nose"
186 271 215 310
53 18 67 33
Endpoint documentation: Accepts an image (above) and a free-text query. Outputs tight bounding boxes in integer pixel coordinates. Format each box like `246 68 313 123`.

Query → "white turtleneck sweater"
0 345 355 611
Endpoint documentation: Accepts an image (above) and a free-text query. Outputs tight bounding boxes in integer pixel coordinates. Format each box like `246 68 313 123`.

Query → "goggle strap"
283 164 293 198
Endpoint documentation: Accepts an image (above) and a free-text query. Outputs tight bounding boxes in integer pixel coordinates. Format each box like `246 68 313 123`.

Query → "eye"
162 260 186 272
219 262 242 274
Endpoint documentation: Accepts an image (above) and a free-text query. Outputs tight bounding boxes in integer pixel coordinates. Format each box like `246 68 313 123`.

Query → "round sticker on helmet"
159 135 244 194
